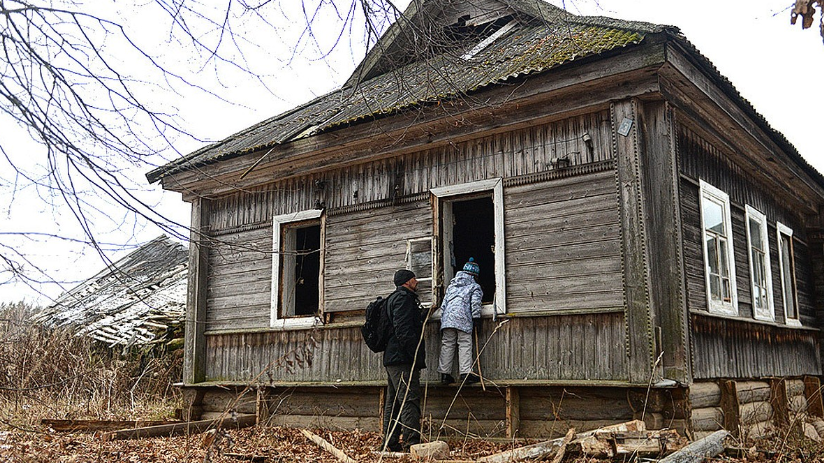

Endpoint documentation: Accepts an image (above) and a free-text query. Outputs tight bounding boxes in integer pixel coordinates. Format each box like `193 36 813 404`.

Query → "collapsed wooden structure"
34 235 187 347
147 0 824 439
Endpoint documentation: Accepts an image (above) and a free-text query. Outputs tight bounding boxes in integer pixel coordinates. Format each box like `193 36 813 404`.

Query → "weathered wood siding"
504 170 623 313
691 315 820 378
204 313 627 383
677 125 821 378
325 199 432 313
197 109 637 383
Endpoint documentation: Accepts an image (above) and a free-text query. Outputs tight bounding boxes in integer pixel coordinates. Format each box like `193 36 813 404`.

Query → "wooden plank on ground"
41 419 181 432
101 414 256 441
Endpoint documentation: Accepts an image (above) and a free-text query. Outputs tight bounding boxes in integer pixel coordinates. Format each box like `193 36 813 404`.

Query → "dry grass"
0 302 183 427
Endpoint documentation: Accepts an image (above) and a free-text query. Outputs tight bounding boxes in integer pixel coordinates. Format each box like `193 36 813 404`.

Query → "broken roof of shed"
32 235 188 347
144 0 824 189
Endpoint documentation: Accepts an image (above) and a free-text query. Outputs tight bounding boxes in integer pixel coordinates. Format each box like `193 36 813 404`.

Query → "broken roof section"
145 0 665 184
33 235 187 347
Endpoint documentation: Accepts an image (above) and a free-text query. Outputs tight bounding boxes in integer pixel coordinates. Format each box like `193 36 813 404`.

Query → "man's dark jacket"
383 286 426 369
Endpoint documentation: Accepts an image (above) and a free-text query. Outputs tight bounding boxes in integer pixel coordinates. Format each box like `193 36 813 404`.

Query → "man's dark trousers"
382 365 421 450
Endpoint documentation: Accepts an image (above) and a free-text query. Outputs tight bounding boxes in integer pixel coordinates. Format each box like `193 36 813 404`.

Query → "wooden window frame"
776 222 801 326
430 178 506 316
699 180 738 316
745 205 774 321
406 237 435 308
270 209 324 329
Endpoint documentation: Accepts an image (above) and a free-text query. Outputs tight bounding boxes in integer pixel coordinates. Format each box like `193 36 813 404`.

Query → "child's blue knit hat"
462 257 480 276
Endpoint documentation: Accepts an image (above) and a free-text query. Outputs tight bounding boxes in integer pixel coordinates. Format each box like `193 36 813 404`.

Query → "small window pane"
719 240 729 277
703 199 724 235
707 236 719 274
749 218 763 248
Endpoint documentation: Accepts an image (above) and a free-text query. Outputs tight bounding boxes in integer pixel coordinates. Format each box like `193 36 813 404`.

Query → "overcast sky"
1 0 821 304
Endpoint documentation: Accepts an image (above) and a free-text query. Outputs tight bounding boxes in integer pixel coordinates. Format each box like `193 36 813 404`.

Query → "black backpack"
361 294 394 353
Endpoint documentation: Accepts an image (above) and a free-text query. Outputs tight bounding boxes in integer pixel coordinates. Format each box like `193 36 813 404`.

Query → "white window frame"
745 205 774 321
776 222 801 326
270 209 324 329
430 178 506 316
699 180 738 316
406 237 435 308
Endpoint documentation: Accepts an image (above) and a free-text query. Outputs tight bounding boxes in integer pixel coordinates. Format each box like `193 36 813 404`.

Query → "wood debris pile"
7 417 823 462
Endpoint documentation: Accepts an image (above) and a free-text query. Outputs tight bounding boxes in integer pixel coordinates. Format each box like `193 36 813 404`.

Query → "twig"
300 429 357 463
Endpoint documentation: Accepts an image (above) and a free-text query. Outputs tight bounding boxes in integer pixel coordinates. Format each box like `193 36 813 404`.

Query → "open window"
271 209 324 329
431 178 505 316
699 180 737 316
777 222 800 326
745 205 774 321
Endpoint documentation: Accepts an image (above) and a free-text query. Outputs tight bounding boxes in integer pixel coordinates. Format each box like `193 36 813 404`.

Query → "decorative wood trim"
210 221 271 237
326 193 429 216
502 159 614 187
612 98 654 383
184 198 210 384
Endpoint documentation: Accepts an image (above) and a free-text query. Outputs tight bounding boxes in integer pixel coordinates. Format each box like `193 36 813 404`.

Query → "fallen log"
300 429 357 463
658 430 729 463
479 420 645 463
101 414 256 441
41 419 180 432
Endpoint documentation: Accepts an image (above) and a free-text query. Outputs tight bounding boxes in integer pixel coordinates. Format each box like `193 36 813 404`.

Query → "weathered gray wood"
480 420 645 463
735 381 771 404
689 382 722 408
658 430 728 463
612 99 653 383
102 414 256 441
638 100 690 383
185 198 210 384
690 407 724 432
739 401 772 425
690 313 821 379
41 419 181 432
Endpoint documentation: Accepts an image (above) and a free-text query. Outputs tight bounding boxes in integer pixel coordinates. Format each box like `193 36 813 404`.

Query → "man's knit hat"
394 269 416 287
462 257 480 276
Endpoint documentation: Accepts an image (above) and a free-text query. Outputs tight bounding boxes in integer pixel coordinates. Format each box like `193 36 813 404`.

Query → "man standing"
382 269 426 452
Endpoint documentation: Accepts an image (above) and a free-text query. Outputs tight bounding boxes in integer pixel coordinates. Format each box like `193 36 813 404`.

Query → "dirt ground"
0 425 823 463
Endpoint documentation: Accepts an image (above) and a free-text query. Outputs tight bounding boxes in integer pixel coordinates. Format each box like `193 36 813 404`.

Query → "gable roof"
146 0 664 184
32 235 188 347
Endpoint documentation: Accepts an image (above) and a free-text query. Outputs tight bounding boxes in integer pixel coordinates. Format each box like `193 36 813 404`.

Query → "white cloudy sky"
1 0 821 304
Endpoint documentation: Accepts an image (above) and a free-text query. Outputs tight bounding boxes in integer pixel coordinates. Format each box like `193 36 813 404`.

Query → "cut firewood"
570 429 686 458
101 414 256 441
479 420 646 463
300 429 357 463
658 430 729 463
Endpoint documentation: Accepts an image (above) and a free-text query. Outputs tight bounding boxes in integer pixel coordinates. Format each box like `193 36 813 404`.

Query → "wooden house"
147 0 824 439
